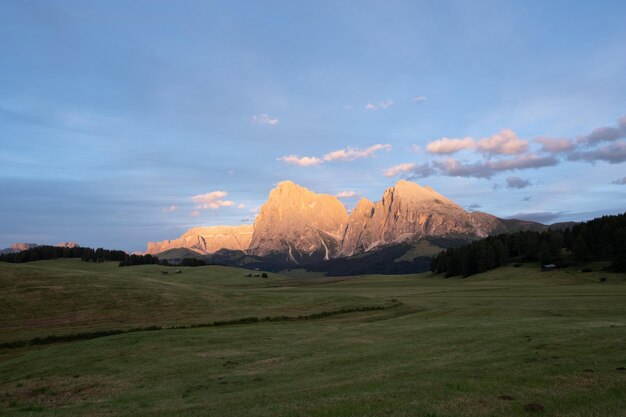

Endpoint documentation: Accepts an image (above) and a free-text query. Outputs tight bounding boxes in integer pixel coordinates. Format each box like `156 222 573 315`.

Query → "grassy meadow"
0 259 625 416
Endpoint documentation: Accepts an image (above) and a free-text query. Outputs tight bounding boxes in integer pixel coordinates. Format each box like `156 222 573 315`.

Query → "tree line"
0 245 211 268
431 212 626 277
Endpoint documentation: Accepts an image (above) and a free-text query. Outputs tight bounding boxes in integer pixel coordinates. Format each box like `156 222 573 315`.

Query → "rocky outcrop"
55 242 80 248
11 243 39 252
146 225 253 255
340 181 509 256
339 198 375 256
247 181 348 262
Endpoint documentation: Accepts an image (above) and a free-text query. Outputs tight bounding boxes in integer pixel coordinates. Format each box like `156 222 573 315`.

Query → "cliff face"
247 181 348 262
339 180 506 256
146 225 253 255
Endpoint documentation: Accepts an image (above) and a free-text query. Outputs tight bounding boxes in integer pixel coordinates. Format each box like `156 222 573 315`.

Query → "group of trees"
0 245 210 268
431 212 626 277
0 245 89 263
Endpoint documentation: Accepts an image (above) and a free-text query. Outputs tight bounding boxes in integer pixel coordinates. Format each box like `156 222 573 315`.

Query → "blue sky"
1 0 625 251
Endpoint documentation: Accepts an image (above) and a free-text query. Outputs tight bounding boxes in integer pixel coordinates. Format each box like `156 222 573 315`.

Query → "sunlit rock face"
146 225 253 255
10 243 39 251
338 197 375 257
339 180 507 256
145 180 534 262
247 181 348 262
55 242 79 248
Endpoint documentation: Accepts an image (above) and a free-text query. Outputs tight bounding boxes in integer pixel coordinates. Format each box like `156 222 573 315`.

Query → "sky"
1 0 625 252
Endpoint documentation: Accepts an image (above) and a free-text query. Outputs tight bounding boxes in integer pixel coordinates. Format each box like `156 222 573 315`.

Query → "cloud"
412 96 428 102
425 129 527 156
278 155 323 167
507 211 567 224
521 196 533 202
612 177 626 185
567 141 626 164
191 210 201 217
506 176 531 189
365 100 394 110
191 191 235 209
252 114 279 125
336 191 358 198
383 162 434 179
323 144 392 161
467 204 481 211
434 154 558 178
535 136 575 153
476 129 528 155
411 144 421 153
578 115 626 145
237 203 246 209
162 205 177 212
426 137 475 154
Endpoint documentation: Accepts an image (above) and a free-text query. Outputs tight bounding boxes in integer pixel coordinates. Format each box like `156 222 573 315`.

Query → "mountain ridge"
146 180 547 263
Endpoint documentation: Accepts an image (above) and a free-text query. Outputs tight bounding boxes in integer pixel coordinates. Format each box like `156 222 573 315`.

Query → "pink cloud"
323 144 392 161
336 191 358 198
426 137 475 154
534 136 575 153
278 155 323 167
476 129 528 155
191 191 235 209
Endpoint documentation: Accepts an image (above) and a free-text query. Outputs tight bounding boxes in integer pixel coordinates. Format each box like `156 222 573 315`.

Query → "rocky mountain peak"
384 180 460 208
248 181 348 261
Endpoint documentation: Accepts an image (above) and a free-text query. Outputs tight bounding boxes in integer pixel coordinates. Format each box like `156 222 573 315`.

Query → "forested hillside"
431 212 626 277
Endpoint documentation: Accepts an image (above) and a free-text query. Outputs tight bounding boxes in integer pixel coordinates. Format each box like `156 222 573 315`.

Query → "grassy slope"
0 260 383 343
0 261 625 416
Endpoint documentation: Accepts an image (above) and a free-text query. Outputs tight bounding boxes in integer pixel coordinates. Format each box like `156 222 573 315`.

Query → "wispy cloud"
280 144 391 168
162 205 178 212
191 191 235 209
412 96 428 103
277 155 323 167
426 137 475 154
323 144 392 161
567 141 626 164
476 129 528 155
535 136 575 153
237 203 246 209
252 114 279 125
365 100 394 110
578 115 626 145
612 177 626 185
434 154 557 178
335 191 358 198
425 129 528 155
191 210 201 217
383 162 434 178
506 176 531 189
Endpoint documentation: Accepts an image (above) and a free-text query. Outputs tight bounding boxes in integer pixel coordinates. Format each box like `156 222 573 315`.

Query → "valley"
1 259 624 416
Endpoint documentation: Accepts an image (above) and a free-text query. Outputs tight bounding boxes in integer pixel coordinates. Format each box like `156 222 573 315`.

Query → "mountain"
148 180 561 272
0 242 81 255
146 225 253 255
339 180 507 256
247 181 348 263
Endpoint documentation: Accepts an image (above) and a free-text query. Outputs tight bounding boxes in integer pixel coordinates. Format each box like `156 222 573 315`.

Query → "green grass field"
1 259 625 416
